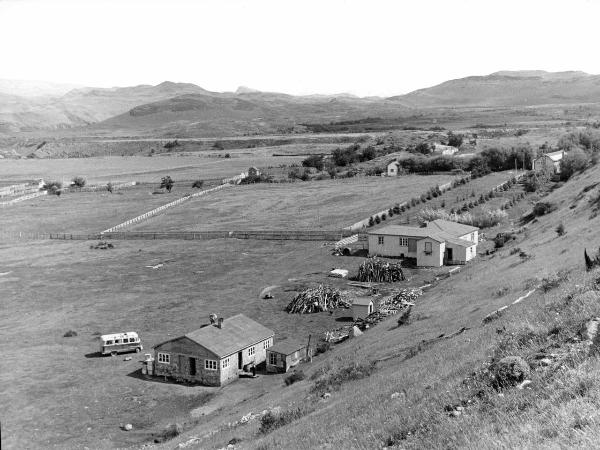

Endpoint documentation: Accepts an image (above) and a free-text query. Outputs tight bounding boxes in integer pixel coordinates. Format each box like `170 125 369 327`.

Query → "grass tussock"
259 406 311 434
312 361 377 394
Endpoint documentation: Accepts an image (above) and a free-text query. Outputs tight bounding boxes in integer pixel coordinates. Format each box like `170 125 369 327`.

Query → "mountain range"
1 70 599 137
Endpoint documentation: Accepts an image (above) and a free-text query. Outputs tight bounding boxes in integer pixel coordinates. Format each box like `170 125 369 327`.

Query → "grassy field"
130 175 456 231
0 236 445 449
0 153 304 185
0 186 189 235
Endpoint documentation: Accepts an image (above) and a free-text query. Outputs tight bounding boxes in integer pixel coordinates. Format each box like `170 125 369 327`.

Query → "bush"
540 270 569 292
375 216 381 224
315 341 332 355
259 407 307 434
447 132 464 147
533 201 556 216
213 141 224 150
71 176 86 188
284 370 306 386
312 362 377 394
556 223 565 236
381 213 387 220
160 176 174 192
106 182 113 193
560 148 589 181
63 330 77 337
191 179 204 189
368 217 375 227
302 155 324 171
163 139 180 150
494 232 515 248
43 180 62 195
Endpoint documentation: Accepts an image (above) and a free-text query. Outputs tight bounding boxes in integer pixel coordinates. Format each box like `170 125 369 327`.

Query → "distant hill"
0 79 82 98
4 70 600 136
389 70 600 107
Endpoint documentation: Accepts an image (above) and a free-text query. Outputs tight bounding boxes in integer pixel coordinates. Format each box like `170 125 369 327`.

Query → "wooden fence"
102 229 350 241
0 191 47 207
0 232 101 240
101 184 232 233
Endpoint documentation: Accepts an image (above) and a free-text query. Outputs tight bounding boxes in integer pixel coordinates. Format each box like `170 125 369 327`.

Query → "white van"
100 331 143 356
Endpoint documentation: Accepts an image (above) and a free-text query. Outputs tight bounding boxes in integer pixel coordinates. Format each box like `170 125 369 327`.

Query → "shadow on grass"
335 316 354 322
84 351 106 359
126 368 214 387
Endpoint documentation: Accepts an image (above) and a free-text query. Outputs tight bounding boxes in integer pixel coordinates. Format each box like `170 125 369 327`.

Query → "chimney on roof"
217 318 224 329
209 313 217 325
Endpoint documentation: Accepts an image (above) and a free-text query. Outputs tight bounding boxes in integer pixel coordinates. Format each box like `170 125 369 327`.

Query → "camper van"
100 331 143 356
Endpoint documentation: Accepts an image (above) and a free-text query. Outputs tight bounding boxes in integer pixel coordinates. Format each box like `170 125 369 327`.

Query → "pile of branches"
356 257 405 282
286 285 349 314
355 288 422 327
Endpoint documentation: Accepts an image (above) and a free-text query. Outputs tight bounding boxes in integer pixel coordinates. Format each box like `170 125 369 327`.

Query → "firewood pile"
355 288 422 327
90 241 114 250
356 257 405 283
286 285 350 314
324 326 352 343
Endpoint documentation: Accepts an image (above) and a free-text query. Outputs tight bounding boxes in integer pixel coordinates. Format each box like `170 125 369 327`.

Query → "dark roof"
182 314 274 358
353 297 374 306
427 219 478 235
268 339 306 355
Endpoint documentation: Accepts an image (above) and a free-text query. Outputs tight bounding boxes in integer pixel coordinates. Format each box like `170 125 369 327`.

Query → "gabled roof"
353 296 374 306
387 160 400 167
368 225 446 242
538 150 564 162
268 339 306 355
443 235 476 248
427 219 478 235
167 314 274 358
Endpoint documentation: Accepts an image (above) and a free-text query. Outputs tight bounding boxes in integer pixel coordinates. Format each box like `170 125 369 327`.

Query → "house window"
424 242 432 254
157 353 170 364
205 359 218 370
222 358 230 369
269 353 277 365
471 233 475 241
248 346 256 356
263 339 272 349
378 236 384 245
399 237 408 246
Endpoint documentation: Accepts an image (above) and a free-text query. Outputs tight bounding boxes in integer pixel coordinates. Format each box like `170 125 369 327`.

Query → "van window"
129 338 136 343
105 340 113 345
114 339 122 344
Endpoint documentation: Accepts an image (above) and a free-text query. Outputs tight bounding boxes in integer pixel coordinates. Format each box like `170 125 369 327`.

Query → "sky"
1 0 600 97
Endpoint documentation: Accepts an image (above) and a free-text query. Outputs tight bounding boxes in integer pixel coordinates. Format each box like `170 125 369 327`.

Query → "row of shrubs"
365 178 472 227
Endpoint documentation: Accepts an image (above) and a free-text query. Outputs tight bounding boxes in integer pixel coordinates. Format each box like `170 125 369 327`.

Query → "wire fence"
102 229 350 241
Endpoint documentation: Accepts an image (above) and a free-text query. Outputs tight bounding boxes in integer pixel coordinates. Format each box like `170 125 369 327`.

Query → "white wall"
368 234 414 258
416 238 444 267
459 230 478 245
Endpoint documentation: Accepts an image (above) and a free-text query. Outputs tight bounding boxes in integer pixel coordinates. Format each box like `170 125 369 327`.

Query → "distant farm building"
387 161 401 176
433 143 459 156
367 219 478 267
352 297 374 320
248 166 261 177
152 314 274 386
266 340 307 373
532 150 565 174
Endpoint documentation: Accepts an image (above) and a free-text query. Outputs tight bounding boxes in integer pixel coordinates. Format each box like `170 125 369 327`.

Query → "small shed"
266 340 307 373
352 297 375 320
387 161 401 176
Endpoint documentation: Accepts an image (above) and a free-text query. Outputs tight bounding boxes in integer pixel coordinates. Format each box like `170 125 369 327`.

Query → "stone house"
153 314 274 386
532 150 565 174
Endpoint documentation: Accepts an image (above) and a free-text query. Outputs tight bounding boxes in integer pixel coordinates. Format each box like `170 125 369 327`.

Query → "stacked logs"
356 257 405 283
286 285 350 314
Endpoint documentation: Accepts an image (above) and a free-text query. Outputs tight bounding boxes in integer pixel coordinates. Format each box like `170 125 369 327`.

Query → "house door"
189 357 196 376
445 248 453 262
238 351 243 369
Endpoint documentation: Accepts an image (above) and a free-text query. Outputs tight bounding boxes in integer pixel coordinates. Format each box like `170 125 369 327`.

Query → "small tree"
192 179 204 189
107 182 113 193
160 176 174 192
72 176 86 188
556 223 566 236
43 180 62 195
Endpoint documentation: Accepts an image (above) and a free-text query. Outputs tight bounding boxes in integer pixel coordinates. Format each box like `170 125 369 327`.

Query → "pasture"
131 175 456 232
0 237 442 449
0 153 304 185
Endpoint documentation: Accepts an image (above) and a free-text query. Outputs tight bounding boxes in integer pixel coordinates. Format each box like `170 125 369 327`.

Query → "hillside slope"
390 70 600 107
160 165 600 449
